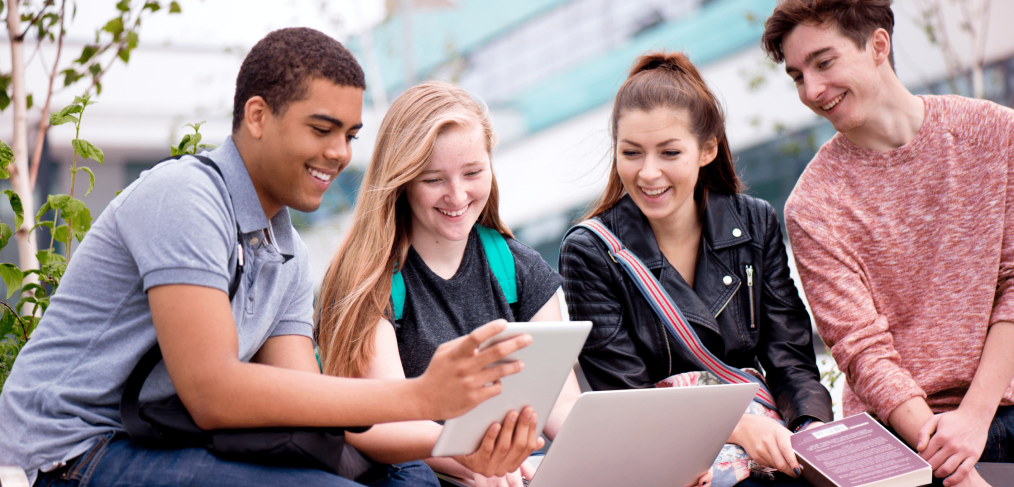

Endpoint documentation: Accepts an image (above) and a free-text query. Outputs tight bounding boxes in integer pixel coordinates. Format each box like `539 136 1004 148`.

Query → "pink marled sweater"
785 95 1014 421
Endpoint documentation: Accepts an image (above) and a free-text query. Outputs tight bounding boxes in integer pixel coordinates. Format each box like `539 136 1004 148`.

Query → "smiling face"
782 22 886 135
615 108 717 227
405 122 492 247
245 78 364 217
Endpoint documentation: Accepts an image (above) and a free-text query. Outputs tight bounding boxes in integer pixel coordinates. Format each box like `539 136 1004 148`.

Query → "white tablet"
430 321 592 458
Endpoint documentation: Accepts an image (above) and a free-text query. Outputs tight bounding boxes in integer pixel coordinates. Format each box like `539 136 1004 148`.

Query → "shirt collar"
205 137 295 259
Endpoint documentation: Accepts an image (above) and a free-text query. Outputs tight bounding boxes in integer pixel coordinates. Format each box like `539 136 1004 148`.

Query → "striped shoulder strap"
391 224 516 321
574 218 776 410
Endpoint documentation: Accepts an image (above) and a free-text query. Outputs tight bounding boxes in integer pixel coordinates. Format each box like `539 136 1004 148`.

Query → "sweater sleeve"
989 107 1014 326
785 187 925 421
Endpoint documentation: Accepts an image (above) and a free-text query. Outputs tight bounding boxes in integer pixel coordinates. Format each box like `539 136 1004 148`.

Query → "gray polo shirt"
0 137 314 484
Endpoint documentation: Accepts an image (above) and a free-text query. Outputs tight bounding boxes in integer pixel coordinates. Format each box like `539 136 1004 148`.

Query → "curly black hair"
233 27 366 131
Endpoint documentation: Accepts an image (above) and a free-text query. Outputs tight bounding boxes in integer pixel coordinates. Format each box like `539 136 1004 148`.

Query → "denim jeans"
34 433 439 487
982 405 1013 463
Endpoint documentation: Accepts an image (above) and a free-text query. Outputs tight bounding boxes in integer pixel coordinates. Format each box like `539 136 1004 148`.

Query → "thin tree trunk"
6 3 40 277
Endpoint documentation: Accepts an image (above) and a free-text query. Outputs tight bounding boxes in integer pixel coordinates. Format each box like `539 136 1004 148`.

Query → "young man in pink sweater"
762 1 1014 486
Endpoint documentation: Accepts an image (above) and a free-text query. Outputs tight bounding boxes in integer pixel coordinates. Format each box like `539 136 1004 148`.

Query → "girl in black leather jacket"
559 51 832 484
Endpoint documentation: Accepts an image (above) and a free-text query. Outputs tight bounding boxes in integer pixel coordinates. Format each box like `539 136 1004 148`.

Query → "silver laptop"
525 383 758 487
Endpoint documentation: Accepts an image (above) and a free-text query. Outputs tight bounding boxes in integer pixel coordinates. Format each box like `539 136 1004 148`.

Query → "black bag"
119 343 371 475
117 154 371 476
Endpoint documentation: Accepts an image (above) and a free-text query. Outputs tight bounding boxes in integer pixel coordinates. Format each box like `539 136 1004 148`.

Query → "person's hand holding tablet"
413 320 533 421
453 406 544 478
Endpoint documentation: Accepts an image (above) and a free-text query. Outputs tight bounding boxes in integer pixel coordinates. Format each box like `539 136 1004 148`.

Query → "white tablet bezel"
430 321 592 458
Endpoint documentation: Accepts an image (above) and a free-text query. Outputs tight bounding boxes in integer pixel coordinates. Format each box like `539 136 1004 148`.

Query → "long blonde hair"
316 80 513 378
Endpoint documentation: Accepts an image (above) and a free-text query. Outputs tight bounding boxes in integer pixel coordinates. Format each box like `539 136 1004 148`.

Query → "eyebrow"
418 161 485 175
619 138 681 148
308 113 363 130
786 47 832 73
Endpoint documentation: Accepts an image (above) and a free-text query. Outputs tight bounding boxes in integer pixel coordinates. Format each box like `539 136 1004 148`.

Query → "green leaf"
46 195 92 240
0 139 13 172
118 47 131 64
71 139 104 165
40 259 66 283
88 63 101 77
52 225 69 243
16 296 47 317
74 45 98 64
29 220 54 234
3 189 24 229
80 167 96 197
0 263 23 299
0 223 11 249
36 249 67 267
19 283 46 297
116 0 130 12
72 95 95 107
103 17 124 36
125 31 139 49
22 315 40 337
176 134 191 154
25 93 32 110
49 103 82 126
169 1 181 13
61 68 85 87
143 2 161 13
0 309 15 340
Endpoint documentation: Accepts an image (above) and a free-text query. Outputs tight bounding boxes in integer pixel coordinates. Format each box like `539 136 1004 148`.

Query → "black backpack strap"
120 154 243 442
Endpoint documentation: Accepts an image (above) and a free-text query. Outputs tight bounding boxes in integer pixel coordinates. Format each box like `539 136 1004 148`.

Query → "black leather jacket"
560 193 832 429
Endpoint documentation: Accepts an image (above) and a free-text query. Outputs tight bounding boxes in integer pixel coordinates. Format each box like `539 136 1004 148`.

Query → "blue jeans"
35 433 439 487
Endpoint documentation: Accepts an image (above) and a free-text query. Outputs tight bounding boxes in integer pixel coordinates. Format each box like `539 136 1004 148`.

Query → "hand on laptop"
729 414 802 478
453 406 544 477
415 320 532 421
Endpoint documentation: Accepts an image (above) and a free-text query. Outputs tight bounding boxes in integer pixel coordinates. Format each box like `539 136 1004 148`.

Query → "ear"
699 137 719 167
869 28 891 67
243 96 270 140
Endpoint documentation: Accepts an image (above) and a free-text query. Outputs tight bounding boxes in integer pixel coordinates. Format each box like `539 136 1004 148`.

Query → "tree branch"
29 0 67 191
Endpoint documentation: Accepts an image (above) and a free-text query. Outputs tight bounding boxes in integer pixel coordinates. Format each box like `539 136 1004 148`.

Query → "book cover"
791 413 932 487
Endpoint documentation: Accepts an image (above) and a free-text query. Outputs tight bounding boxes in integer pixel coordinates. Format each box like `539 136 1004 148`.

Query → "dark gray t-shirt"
394 228 563 378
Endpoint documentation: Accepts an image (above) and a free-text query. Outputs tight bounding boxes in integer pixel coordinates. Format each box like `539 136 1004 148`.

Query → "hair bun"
629 51 692 78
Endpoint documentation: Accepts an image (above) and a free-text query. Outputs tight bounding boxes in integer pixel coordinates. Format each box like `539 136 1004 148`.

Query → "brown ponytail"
582 50 742 220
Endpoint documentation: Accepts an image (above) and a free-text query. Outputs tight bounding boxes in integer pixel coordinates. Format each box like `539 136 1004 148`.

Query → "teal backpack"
391 224 517 321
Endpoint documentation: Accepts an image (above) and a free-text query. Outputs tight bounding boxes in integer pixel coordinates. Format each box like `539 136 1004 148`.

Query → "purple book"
791 413 932 487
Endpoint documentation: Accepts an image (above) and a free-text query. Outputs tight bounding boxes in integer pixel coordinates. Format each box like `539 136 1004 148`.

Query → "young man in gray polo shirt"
0 28 538 486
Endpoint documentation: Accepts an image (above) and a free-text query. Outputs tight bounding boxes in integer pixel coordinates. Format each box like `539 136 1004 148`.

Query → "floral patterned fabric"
656 370 782 487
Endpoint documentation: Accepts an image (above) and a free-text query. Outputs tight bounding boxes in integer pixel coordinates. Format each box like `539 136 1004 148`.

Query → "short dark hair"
762 0 895 71
232 27 366 131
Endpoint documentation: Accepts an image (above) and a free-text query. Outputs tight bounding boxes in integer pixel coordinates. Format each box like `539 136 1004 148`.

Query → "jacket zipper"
746 265 755 329
714 280 741 318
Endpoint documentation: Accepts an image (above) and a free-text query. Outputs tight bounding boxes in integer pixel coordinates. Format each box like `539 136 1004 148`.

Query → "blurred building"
334 0 1014 274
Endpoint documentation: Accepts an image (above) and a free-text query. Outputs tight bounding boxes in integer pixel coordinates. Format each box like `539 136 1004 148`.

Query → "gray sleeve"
114 161 233 294
270 234 314 338
507 238 564 321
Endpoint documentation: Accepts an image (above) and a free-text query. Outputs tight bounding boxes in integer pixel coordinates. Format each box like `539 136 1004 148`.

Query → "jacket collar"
701 191 752 250
600 193 750 334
